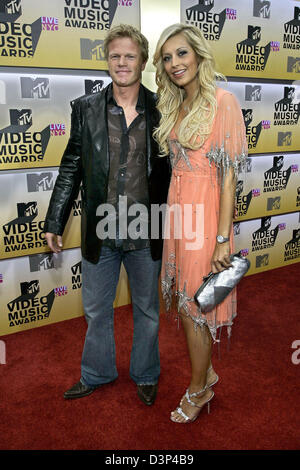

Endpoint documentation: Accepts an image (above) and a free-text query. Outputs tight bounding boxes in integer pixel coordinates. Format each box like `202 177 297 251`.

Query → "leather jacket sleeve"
43 99 83 235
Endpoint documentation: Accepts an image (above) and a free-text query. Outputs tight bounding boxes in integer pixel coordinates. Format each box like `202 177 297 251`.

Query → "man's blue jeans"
80 245 161 387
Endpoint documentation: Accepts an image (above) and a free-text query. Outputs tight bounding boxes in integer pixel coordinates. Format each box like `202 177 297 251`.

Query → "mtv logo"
5 201 38 225
236 180 244 197
80 39 105 61
199 0 214 6
287 57 300 73
238 158 251 174
246 158 252 172
20 77 50 99
242 109 253 127
0 0 21 22
233 223 240 236
261 216 272 230
253 0 271 19
291 80 300 104
29 253 54 272
256 254 269 268
27 173 54 192
292 228 300 240
267 197 281 211
10 109 32 126
295 6 300 21
273 156 284 169
85 79 104 94
248 25 261 41
17 201 38 217
1 0 21 14
20 280 40 295
265 156 284 174
278 132 292 146
283 86 295 102
245 85 261 101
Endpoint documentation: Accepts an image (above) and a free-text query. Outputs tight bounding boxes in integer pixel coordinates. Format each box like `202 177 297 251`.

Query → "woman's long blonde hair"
153 23 224 156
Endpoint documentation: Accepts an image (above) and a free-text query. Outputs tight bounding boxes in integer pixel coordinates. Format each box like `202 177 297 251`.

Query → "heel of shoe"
207 390 214 414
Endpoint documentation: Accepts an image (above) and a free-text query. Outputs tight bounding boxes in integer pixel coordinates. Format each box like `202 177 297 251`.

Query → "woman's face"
161 32 199 92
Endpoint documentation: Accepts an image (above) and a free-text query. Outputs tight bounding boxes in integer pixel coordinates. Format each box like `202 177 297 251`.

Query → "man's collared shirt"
103 83 150 250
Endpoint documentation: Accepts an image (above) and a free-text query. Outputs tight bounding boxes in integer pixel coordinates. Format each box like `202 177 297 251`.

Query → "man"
44 24 170 406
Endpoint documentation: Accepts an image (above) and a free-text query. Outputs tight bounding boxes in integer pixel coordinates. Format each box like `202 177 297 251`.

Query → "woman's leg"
171 314 215 422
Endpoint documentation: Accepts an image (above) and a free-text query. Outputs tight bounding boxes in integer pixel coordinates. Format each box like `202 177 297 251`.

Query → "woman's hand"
211 242 232 273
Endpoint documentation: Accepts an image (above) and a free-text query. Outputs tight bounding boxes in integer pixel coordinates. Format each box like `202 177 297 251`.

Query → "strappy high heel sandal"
170 387 214 423
179 367 218 408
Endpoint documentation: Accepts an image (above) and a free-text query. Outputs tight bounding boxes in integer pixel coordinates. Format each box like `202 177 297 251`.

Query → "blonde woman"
153 24 247 423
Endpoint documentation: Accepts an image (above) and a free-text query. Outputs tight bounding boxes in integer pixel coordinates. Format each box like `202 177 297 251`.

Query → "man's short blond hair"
104 24 149 63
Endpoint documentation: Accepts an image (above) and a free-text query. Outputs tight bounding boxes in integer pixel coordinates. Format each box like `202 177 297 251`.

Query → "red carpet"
0 263 299 450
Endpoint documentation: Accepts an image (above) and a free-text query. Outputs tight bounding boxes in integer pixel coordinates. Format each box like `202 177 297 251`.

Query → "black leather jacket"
44 84 171 264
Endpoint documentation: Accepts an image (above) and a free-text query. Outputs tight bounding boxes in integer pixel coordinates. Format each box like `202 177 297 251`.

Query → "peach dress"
161 88 247 342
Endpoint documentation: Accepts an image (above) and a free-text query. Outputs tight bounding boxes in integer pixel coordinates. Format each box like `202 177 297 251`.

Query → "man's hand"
211 242 232 274
45 232 63 254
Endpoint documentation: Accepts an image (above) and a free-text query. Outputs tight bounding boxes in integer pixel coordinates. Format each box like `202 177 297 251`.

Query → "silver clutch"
194 252 250 313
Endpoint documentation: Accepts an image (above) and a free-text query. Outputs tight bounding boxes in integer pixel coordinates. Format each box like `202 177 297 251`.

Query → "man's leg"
80 246 122 387
122 247 161 386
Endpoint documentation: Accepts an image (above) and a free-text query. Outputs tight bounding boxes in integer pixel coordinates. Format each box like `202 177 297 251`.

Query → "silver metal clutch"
194 252 250 313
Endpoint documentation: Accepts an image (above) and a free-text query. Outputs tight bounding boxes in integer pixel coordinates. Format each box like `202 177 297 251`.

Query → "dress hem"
162 285 237 344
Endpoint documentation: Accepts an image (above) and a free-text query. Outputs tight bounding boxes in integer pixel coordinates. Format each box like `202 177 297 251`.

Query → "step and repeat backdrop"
181 0 300 80
0 0 299 335
180 0 300 276
0 248 130 334
0 0 136 335
0 0 139 69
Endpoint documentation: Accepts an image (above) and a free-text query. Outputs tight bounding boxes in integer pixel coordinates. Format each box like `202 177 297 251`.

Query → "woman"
153 24 247 423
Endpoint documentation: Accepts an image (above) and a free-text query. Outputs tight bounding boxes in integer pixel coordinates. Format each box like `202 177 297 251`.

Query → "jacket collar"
106 82 146 114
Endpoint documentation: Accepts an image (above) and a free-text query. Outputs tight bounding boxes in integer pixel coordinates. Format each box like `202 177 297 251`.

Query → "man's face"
107 37 146 88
